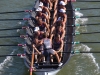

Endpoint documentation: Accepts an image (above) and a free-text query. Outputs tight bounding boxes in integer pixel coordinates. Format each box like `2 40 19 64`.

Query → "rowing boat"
23 0 75 75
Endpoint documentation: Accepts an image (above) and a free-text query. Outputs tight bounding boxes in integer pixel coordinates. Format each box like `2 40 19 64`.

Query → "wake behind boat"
22 0 75 75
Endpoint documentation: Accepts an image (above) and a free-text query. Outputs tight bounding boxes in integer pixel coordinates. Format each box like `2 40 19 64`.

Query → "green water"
0 0 100 75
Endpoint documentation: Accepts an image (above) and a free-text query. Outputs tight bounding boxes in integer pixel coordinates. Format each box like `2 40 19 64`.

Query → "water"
0 0 100 75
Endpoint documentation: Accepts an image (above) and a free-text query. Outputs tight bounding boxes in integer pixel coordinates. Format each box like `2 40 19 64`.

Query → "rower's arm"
64 14 67 24
48 0 52 10
35 15 39 21
53 16 57 25
44 14 49 24
45 22 50 32
61 30 65 39
57 40 64 52
53 9 57 19
54 0 58 10
33 45 41 54
45 7 51 19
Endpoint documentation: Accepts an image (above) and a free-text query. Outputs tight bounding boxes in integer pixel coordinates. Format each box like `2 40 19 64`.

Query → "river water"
0 0 100 75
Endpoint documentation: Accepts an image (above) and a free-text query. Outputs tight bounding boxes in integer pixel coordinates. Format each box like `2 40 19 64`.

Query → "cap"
34 27 40 32
39 2 43 6
36 7 42 11
59 9 66 13
59 1 66 5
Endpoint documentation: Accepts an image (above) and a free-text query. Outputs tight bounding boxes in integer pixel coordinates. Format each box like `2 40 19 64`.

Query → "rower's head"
37 18 43 25
34 35 38 44
37 11 42 16
39 2 43 8
59 9 66 15
57 20 63 26
57 25 62 31
59 1 66 7
44 32 48 38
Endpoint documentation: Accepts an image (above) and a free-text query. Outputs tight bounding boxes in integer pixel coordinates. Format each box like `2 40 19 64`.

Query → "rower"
50 0 58 10
53 1 66 19
35 10 49 24
39 0 52 10
52 25 65 40
41 32 61 64
38 2 51 19
52 34 64 62
34 27 44 40
36 19 50 33
53 9 67 24
51 20 65 34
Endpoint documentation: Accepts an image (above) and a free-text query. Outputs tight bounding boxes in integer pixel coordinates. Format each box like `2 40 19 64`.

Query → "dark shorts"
43 49 55 56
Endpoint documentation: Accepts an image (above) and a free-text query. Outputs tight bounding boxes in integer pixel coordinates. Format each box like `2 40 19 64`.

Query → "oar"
0 54 26 57
66 8 100 11
0 10 33 14
73 8 100 11
0 50 100 57
0 18 31 21
0 35 28 38
69 16 100 19
0 44 26 46
62 50 100 54
68 0 100 2
69 42 100 44
0 15 99 21
30 48 35 75
66 31 100 35
0 26 29 31
67 23 100 27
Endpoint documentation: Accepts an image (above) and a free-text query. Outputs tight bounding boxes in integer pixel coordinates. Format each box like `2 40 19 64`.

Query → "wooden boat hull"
23 0 75 75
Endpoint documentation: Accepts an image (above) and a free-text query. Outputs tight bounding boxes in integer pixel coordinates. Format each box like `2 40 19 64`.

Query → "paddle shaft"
68 0 100 2
30 49 34 75
0 16 99 21
63 51 100 53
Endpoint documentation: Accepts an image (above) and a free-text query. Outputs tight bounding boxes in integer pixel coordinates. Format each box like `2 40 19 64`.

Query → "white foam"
0 50 15 74
75 11 88 32
75 11 88 24
75 44 100 74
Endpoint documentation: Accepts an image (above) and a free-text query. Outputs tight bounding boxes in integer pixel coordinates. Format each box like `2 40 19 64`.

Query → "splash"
0 50 15 74
75 11 88 24
75 11 88 32
75 44 100 74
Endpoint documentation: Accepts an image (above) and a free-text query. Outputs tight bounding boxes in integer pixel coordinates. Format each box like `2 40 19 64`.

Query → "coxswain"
41 32 61 64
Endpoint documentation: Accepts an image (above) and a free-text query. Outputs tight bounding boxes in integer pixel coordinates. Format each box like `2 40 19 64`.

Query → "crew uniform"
53 40 61 51
38 23 46 32
43 38 55 56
